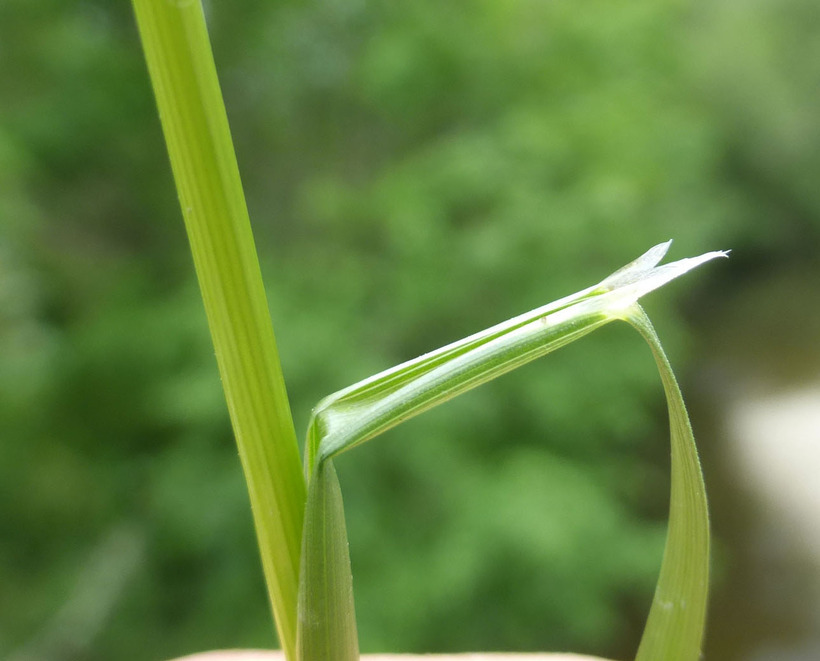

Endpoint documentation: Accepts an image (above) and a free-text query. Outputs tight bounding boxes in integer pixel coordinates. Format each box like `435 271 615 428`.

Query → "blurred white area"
729 384 820 549
726 381 820 661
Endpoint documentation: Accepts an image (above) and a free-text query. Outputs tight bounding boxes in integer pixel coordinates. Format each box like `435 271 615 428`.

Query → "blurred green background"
2 0 819 659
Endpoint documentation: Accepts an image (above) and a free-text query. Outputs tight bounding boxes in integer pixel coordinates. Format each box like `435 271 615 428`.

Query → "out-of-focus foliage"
0 0 817 660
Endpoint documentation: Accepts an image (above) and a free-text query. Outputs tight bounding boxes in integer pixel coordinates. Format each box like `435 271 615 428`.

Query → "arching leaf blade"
298 245 722 661
627 307 710 661
307 243 727 472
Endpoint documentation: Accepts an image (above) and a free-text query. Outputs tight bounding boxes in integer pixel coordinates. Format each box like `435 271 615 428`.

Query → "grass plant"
132 1 724 660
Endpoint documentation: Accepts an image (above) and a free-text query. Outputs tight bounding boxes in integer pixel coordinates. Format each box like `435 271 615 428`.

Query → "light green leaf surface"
306 241 724 470
131 2 306 658
628 308 710 661
297 460 360 661
300 242 724 661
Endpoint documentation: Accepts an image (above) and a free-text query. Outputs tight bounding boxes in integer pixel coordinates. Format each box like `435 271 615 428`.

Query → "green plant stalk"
131 2 305 658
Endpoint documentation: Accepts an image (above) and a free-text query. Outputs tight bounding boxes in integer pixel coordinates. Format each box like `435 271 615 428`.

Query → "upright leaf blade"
131 3 305 657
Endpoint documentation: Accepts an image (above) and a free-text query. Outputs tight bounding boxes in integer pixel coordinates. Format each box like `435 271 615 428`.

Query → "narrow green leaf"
306 242 726 471
297 460 360 661
627 307 710 661
131 2 305 657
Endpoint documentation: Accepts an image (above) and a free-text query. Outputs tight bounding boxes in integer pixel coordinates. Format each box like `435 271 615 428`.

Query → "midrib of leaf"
131 2 305 659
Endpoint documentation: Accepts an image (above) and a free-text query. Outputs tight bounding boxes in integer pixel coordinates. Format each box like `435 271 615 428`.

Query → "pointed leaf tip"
599 247 729 315
600 241 673 290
